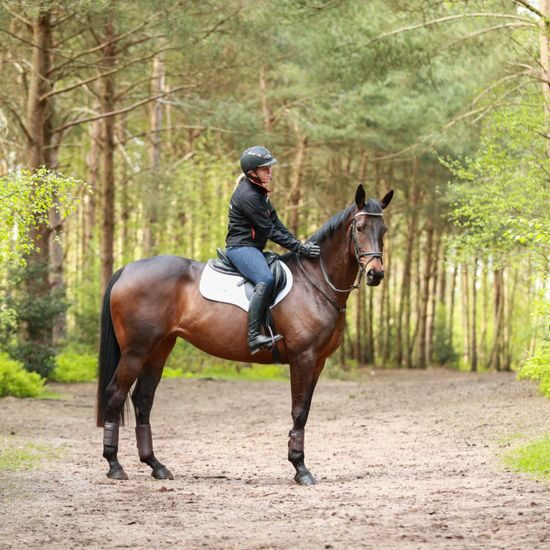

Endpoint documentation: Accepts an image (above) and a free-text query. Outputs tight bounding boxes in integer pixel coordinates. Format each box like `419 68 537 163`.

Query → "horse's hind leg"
103 353 144 480
131 337 176 480
288 356 325 486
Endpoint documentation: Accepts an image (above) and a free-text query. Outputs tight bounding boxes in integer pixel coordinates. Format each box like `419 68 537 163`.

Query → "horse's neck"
320 224 359 299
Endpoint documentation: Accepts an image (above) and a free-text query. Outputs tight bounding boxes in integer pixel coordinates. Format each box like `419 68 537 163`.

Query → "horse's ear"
380 190 394 210
355 184 366 209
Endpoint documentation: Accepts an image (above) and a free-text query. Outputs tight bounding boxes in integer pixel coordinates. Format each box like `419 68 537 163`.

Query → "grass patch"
503 434 550 481
0 438 62 471
163 363 288 381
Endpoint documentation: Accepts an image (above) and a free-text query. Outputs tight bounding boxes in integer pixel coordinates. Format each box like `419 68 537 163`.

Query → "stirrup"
248 333 283 355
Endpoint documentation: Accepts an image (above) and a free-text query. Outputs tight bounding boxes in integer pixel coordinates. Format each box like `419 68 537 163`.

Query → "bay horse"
96 184 393 485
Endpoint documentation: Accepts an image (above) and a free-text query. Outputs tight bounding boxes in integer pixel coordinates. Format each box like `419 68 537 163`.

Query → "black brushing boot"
247 282 283 355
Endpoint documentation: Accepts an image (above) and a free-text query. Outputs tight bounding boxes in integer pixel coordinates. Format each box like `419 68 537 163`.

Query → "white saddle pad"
199 261 293 312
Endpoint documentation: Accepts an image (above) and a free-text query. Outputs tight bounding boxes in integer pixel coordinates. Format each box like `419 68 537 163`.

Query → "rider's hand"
298 241 321 258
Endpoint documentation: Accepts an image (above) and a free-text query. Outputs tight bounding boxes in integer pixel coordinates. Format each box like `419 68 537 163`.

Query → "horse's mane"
307 198 383 245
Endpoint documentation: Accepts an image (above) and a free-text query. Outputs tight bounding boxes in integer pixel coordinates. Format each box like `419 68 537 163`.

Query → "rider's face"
255 165 273 184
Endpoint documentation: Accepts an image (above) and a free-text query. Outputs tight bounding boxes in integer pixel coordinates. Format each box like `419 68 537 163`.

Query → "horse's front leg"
288 356 325 486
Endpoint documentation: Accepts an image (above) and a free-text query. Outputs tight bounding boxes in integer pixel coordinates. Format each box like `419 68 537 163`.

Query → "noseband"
319 211 384 294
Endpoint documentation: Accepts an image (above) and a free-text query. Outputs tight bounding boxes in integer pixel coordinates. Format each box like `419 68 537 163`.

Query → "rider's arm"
269 209 302 252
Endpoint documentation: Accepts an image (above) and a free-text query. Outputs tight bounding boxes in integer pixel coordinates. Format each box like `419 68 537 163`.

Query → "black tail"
96 267 125 427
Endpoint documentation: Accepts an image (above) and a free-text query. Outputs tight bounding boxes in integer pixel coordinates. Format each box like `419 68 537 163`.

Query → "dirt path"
1 368 548 549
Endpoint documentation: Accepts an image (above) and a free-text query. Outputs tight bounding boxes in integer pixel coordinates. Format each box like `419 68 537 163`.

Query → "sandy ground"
0 368 548 549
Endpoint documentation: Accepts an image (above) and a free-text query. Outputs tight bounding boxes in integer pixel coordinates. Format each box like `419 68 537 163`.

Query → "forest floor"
0 368 548 549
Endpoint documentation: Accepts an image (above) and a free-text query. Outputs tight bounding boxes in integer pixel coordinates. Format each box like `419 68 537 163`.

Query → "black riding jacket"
225 177 301 252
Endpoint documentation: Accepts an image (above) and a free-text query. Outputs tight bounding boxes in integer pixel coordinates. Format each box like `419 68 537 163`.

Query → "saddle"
208 248 288 303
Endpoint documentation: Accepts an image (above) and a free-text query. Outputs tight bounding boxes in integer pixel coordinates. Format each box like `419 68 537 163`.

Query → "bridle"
297 210 384 312
320 211 384 293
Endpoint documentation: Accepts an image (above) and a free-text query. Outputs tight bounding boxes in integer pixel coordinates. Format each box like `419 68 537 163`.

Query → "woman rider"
225 146 320 355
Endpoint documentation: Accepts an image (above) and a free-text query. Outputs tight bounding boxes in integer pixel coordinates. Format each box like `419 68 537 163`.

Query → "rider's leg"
226 246 283 354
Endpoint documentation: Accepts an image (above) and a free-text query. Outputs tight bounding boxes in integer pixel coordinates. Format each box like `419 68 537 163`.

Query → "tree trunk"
479 264 489 367
144 48 165 255
381 225 393 364
489 268 504 371
539 0 550 158
354 286 363 364
449 264 458 355
461 263 470 367
416 223 434 369
470 258 478 372
83 117 101 265
288 134 308 235
365 288 375 364
503 268 519 372
396 159 418 367
427 232 442 363
259 66 272 133
25 10 55 353
99 20 117 295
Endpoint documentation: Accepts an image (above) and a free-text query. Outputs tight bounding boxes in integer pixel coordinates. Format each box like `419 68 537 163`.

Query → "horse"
96 184 393 485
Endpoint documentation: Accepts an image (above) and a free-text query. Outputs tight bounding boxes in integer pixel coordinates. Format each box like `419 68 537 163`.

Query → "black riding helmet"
240 146 278 175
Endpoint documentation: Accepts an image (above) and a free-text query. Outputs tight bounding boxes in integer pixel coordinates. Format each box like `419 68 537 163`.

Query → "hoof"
294 471 316 486
107 466 128 480
152 466 174 480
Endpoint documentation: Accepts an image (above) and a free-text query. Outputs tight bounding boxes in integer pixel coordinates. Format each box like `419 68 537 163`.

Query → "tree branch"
3 6 32 28
48 20 151 76
512 0 546 20
41 46 179 101
0 27 39 50
195 7 242 44
368 12 536 46
4 102 32 144
52 84 189 134
51 10 76 28
446 22 535 50
118 123 243 145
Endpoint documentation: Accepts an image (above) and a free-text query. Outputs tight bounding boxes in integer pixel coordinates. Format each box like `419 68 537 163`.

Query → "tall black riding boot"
247 282 283 355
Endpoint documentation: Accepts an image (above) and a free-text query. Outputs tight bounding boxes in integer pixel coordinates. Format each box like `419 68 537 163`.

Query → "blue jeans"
226 246 274 289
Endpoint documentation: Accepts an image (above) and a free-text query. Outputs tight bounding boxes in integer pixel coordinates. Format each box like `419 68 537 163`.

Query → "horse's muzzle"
366 268 384 286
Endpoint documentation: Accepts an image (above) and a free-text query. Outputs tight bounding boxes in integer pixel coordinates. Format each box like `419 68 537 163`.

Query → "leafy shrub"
518 341 550 398
3 261 68 378
0 353 45 397
52 350 97 382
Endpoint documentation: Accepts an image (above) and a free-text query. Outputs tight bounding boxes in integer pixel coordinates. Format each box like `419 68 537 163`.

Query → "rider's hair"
233 174 245 192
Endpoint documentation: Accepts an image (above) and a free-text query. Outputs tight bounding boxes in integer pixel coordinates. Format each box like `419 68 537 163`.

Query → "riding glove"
299 242 321 258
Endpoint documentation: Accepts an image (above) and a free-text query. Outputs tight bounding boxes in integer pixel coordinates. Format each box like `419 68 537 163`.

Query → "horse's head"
351 185 393 287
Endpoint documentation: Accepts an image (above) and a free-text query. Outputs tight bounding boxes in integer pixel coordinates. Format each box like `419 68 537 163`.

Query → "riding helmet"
240 146 278 175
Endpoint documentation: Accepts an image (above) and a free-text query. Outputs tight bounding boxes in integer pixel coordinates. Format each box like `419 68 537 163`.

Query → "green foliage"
0 168 83 265
519 342 550 398
0 353 45 397
446 88 550 268
3 261 68 378
504 435 550 481
51 350 97 383
0 168 83 340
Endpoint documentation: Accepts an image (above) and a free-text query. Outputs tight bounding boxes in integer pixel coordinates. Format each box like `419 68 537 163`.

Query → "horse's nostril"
367 269 384 282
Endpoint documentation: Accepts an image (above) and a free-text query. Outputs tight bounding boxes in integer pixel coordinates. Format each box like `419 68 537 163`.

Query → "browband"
355 212 383 217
